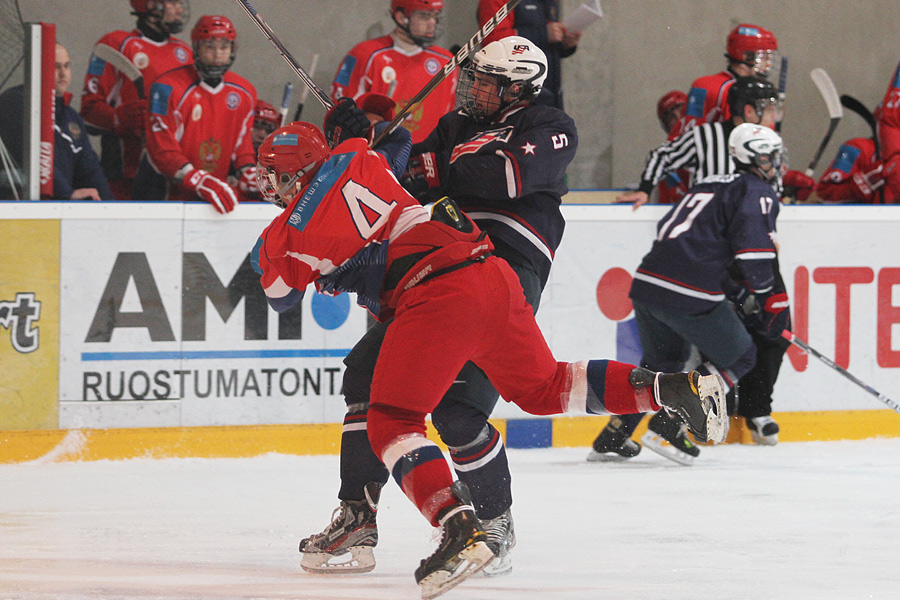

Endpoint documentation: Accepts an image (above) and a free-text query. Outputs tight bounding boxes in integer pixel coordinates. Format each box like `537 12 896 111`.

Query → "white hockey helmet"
728 123 784 183
458 35 548 123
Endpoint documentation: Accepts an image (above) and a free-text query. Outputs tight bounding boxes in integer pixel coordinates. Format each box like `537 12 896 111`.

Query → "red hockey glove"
746 289 791 340
182 168 238 214
236 165 260 199
850 164 885 200
114 100 148 137
782 169 816 202
403 152 441 189
323 97 371 148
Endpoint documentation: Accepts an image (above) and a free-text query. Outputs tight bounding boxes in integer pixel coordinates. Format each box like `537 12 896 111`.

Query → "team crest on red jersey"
450 126 514 163
226 92 241 110
199 139 222 171
424 57 441 75
174 47 189 63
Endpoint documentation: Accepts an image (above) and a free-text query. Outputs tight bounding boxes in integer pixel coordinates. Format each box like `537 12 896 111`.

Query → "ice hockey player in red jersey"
670 23 779 139
655 90 689 204
250 118 728 600
330 0 457 143
817 135 897 204
134 15 258 213
251 99 281 153
81 0 193 200
876 62 900 201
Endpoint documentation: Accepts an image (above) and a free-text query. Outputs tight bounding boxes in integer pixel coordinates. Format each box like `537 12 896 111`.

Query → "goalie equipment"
641 411 700 466
725 23 778 77
191 15 237 82
415 481 493 599
256 121 330 208
299 482 383 574
728 122 784 185
458 36 548 124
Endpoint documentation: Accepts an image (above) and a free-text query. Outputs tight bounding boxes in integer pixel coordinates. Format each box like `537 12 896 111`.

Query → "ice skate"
747 415 779 445
586 416 642 462
479 508 516 577
649 370 728 443
299 482 382 574
641 410 700 466
416 482 493 599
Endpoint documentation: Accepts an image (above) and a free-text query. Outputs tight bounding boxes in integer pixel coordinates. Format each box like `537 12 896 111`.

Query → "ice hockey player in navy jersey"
623 123 790 464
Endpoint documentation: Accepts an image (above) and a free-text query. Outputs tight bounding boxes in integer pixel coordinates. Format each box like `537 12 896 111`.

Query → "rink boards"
2 199 900 462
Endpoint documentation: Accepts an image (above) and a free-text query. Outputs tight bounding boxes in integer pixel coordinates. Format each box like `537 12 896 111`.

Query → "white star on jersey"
521 142 536 155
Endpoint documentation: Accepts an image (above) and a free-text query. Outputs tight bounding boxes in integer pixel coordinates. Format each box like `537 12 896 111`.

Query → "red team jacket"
252 138 491 322
81 29 192 182
670 70 736 139
331 36 458 143
145 65 257 201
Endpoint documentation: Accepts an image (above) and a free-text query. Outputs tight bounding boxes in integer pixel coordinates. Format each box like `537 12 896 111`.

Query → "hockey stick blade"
840 94 880 157
235 0 332 110
805 68 843 176
371 0 523 147
782 331 900 415
92 44 145 99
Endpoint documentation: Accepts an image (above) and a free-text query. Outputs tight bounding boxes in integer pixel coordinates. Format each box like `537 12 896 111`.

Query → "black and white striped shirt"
637 121 736 195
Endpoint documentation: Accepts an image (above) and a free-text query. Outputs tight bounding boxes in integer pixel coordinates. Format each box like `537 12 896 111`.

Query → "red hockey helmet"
725 24 778 76
391 0 443 14
191 15 237 81
256 122 331 208
657 90 687 133
254 100 281 130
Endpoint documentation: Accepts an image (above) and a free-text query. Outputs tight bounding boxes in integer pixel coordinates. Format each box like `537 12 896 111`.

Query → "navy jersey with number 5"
630 172 780 314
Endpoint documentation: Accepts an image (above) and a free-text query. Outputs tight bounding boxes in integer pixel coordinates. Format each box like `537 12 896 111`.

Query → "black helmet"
727 76 778 122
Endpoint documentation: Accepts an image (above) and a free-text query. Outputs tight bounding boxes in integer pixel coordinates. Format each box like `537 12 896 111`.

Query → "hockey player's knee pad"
342 364 373 407
431 400 490 447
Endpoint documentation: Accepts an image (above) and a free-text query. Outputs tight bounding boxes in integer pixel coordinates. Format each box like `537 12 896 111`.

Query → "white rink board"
4 202 899 428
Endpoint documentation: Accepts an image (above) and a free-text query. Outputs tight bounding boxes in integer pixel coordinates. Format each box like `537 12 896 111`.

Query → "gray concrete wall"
17 0 900 190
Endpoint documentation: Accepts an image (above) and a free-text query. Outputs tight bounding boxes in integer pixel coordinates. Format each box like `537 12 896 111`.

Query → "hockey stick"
805 68 842 177
775 56 788 133
371 0 523 147
235 0 333 110
92 44 145 99
293 53 319 121
278 82 293 126
840 94 880 157
782 331 900 415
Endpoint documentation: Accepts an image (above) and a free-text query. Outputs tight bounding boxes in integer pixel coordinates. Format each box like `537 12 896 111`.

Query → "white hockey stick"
92 44 145 99
782 331 900 415
293 53 319 121
805 68 842 176
235 0 333 110
278 82 293 126
371 0 523 147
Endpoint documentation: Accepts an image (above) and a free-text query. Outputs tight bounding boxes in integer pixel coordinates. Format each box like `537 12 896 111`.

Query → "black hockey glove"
323 97 371 149
744 288 791 340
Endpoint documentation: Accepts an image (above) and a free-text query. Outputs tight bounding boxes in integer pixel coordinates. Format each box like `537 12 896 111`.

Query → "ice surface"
2 440 899 599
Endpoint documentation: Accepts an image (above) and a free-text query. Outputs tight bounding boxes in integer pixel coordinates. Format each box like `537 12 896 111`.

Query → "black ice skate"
641 410 701 466
747 415 779 445
587 416 642 462
633 368 728 444
299 481 382 574
479 508 516 577
415 481 494 599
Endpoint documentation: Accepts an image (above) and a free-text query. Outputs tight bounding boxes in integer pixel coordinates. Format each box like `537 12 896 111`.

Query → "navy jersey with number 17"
629 172 780 314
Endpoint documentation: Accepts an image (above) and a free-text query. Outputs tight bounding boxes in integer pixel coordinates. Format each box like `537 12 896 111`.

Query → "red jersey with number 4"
145 65 256 200
81 30 192 179
331 35 457 143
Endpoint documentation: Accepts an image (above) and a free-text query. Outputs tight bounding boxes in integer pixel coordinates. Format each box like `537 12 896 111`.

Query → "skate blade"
419 541 494 600
697 374 729 444
586 449 635 463
479 551 512 577
640 432 695 466
750 430 778 446
300 546 375 574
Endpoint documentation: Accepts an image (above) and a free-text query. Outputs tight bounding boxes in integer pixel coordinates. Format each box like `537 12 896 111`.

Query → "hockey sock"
448 423 511 521
559 360 662 415
368 403 456 526
339 402 389 502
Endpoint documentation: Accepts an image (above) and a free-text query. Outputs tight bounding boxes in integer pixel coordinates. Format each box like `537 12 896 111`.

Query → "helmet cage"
256 123 330 208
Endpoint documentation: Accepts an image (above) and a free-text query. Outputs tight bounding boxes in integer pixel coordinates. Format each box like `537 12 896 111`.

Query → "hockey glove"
182 168 238 214
745 288 791 340
236 165 260 199
402 152 442 190
882 154 900 198
782 169 816 202
323 97 371 148
850 164 885 200
114 100 148 137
